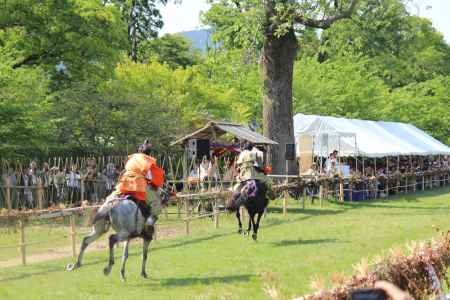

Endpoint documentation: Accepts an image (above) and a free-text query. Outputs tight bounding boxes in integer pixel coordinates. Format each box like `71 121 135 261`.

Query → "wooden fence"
1 171 449 266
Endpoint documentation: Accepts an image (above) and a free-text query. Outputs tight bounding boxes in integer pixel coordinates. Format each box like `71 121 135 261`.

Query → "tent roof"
171 121 278 146
294 114 450 157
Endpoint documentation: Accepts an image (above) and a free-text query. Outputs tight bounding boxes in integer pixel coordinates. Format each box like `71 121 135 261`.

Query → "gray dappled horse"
66 189 170 281
227 180 268 241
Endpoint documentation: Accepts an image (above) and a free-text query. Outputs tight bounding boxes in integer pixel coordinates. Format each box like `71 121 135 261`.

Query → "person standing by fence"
67 165 81 205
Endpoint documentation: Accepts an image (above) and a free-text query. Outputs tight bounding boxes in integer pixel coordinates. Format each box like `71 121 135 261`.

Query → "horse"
66 188 170 281
227 180 268 241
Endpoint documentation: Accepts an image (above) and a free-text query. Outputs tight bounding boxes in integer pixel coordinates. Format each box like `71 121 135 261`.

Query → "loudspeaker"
187 139 210 159
285 143 296 161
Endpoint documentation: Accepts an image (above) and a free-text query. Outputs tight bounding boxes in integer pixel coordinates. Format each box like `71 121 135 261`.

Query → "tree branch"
295 0 359 29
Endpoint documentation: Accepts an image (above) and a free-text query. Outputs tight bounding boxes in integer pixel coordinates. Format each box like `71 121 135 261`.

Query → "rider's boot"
143 215 158 238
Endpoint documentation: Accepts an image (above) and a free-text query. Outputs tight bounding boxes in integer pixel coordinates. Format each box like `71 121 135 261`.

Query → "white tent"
293 113 450 157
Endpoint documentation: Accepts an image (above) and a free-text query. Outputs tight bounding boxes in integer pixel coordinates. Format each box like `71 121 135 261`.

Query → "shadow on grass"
0 265 65 283
160 274 253 287
267 207 345 216
270 238 344 247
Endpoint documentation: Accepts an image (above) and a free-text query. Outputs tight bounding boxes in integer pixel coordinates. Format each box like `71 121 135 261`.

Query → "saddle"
108 193 151 219
128 196 151 220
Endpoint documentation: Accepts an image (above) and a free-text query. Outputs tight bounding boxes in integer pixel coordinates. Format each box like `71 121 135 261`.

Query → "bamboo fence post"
213 201 219 229
283 190 288 215
69 214 77 258
405 176 408 193
422 175 425 191
18 219 26 266
5 177 12 211
81 179 85 202
184 199 190 236
396 178 400 194
339 177 344 204
37 180 44 209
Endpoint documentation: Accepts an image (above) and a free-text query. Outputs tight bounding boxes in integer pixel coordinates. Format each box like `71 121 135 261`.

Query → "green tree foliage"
53 58 249 154
0 0 127 86
385 76 450 145
200 49 263 124
0 62 54 156
139 34 202 68
321 0 450 87
2 0 450 159
293 56 388 120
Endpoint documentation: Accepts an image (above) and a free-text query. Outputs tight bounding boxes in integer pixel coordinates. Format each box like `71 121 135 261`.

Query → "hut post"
339 176 344 204
283 160 288 215
319 181 323 208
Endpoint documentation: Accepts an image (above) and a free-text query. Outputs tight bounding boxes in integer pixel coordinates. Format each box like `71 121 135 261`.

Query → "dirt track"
0 226 181 268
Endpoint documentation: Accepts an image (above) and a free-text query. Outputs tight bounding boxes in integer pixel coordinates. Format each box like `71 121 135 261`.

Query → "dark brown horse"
227 180 268 241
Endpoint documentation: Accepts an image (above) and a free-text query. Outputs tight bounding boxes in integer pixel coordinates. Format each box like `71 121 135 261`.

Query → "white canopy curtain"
294 114 450 157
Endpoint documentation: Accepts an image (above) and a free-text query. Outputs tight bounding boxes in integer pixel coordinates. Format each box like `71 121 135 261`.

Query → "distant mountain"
180 29 214 53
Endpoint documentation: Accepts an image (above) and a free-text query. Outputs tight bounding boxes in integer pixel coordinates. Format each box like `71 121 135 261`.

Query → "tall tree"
107 0 167 61
205 0 359 174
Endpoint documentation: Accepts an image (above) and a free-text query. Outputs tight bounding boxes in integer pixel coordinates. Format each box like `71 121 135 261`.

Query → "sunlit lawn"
1 187 450 300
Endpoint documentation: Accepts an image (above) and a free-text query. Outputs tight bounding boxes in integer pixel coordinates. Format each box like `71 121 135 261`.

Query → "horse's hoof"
103 266 112 276
141 272 148 279
238 228 242 234
66 263 77 271
252 234 257 241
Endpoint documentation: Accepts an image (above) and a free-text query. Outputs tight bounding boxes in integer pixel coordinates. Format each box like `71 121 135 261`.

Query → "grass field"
1 187 450 300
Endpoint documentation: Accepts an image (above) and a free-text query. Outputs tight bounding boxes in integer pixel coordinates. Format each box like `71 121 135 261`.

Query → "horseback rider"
112 139 165 230
233 142 269 199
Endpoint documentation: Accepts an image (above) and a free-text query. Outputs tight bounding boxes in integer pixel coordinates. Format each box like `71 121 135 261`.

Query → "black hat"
138 139 152 155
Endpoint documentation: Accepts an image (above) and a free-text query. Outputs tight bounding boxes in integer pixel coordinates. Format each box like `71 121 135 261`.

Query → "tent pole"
355 137 358 175
362 156 365 177
397 155 400 171
338 135 341 175
319 135 322 173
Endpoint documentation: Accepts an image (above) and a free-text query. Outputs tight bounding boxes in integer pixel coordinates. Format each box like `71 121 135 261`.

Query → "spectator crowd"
0 159 121 209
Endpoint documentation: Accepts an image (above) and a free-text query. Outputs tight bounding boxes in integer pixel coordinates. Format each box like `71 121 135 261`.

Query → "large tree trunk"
262 25 298 175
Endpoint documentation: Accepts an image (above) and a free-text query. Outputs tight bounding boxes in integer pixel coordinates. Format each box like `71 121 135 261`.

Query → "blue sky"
159 0 450 43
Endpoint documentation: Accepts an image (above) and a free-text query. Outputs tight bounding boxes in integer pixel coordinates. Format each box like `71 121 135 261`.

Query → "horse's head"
158 185 175 207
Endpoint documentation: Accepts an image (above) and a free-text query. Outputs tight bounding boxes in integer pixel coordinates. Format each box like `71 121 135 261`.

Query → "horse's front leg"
245 213 252 237
141 238 151 278
103 234 118 276
120 240 129 282
66 218 108 271
236 209 243 234
252 213 263 241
